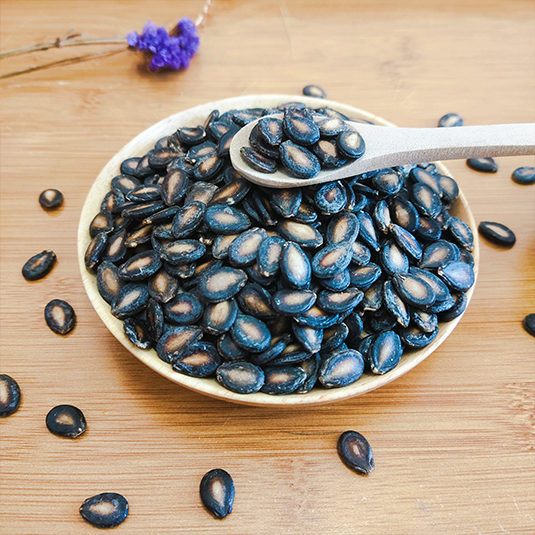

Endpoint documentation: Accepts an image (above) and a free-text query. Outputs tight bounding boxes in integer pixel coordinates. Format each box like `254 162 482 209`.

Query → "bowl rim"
78 94 479 407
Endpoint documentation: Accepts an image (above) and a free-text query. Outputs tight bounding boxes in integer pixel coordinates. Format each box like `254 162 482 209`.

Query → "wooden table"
1 1 534 533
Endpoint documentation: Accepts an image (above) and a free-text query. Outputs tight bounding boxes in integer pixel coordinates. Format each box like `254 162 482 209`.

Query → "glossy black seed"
319 268 351 292
124 225 153 249
161 168 189 206
345 311 364 342
204 205 251 234
437 174 459 203
165 262 196 280
409 266 451 302
216 361 265 394
350 241 372 266
193 154 224 181
392 273 436 308
419 240 460 269
216 332 249 361
121 200 166 219
257 116 284 146
260 365 307 394
437 261 475 291
228 227 268 267
512 166 535 185
316 115 347 137
372 168 403 195
337 430 374 475
389 223 422 261
118 251 162 281
186 141 217 164
149 147 182 168
522 313 535 337
44 299 76 335
89 211 114 237
321 322 349 352
240 146 278 173
315 181 347 215
312 243 353 279
277 220 322 248
80 492 129 529
294 305 339 329
368 330 403 374
398 325 438 348
230 314 271 353
359 280 383 314
312 139 348 168
412 310 438 333
120 157 140 176
382 280 410 327
438 112 463 127
270 188 302 218
291 322 323 353
337 128 365 159
348 263 382 290
101 229 127 262
126 184 162 202
466 157 498 173
161 239 206 265
283 109 320 146
232 109 261 126
170 201 205 239
279 141 321 179
293 202 318 223
256 236 285 277
200 469 235 519
317 287 364 314
249 334 291 366
97 261 124 304
318 349 364 388
280 242 311 289
111 174 141 194
245 262 277 287
39 188 64 210
134 153 154 177
22 250 56 281
198 266 248 303
177 125 206 145
123 316 152 349
147 270 178 304
303 84 327 98
415 215 442 241
202 299 238 335
357 211 380 252
155 325 203 363
272 289 316 315
372 200 391 235
164 292 203 325
184 181 218 207
295 354 320 393
46 404 86 438
172 341 220 377
380 241 409 276
447 216 474 251
410 182 442 219
437 292 468 322
0 374 21 417
409 167 442 196
111 284 149 320
237 283 274 320
478 221 516 247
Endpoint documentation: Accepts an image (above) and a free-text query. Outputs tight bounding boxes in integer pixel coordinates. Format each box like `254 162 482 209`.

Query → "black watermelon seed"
111 284 149 320
197 266 248 303
522 314 535 337
200 469 235 519
148 270 179 304
240 146 278 173
438 112 463 128
337 430 375 475
0 374 21 417
204 205 251 235
315 181 347 215
172 342 220 377
257 116 284 147
202 299 239 335
260 365 307 394
164 292 204 325
118 250 162 281
80 492 129 528
97 261 124 305
466 157 498 173
282 110 321 146
161 168 189 206
120 157 140 176
279 141 321 179
270 188 302 218
230 315 271 352
272 289 316 316
46 404 86 438
337 128 365 159
44 299 76 335
398 325 438 348
216 361 265 394
84 232 108 271
318 349 364 388
22 250 57 281
155 326 203 363
512 166 535 186
447 216 474 251
368 330 403 374
478 221 516 247
39 188 64 210
437 261 475 291
302 84 327 98
89 211 114 237
392 273 436 308
123 317 153 350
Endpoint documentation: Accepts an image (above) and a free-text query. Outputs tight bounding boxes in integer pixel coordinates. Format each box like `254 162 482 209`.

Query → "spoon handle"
352 122 535 170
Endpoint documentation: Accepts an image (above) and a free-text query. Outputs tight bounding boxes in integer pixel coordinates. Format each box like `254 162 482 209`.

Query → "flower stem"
0 36 127 60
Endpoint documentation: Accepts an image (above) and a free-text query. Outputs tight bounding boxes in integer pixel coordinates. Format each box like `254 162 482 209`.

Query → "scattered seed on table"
80 492 129 528
466 157 498 173
337 430 375 475
46 404 86 438
511 166 535 186
44 299 76 335
478 221 516 247
437 112 463 128
22 250 56 281
302 84 327 99
200 469 235 519
39 188 64 210
0 374 21 417
522 314 535 337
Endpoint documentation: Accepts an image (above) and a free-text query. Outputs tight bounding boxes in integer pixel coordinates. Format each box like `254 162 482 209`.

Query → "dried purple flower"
127 17 200 72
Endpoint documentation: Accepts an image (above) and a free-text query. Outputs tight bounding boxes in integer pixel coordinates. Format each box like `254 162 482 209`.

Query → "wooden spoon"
229 118 535 188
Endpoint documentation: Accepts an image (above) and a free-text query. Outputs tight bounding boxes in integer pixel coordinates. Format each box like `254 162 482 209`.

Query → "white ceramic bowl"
78 94 479 406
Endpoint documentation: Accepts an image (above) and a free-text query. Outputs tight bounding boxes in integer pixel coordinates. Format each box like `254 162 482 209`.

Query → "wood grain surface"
1 1 534 534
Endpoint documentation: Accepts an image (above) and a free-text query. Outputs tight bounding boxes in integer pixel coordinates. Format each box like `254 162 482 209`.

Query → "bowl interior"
78 94 479 407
